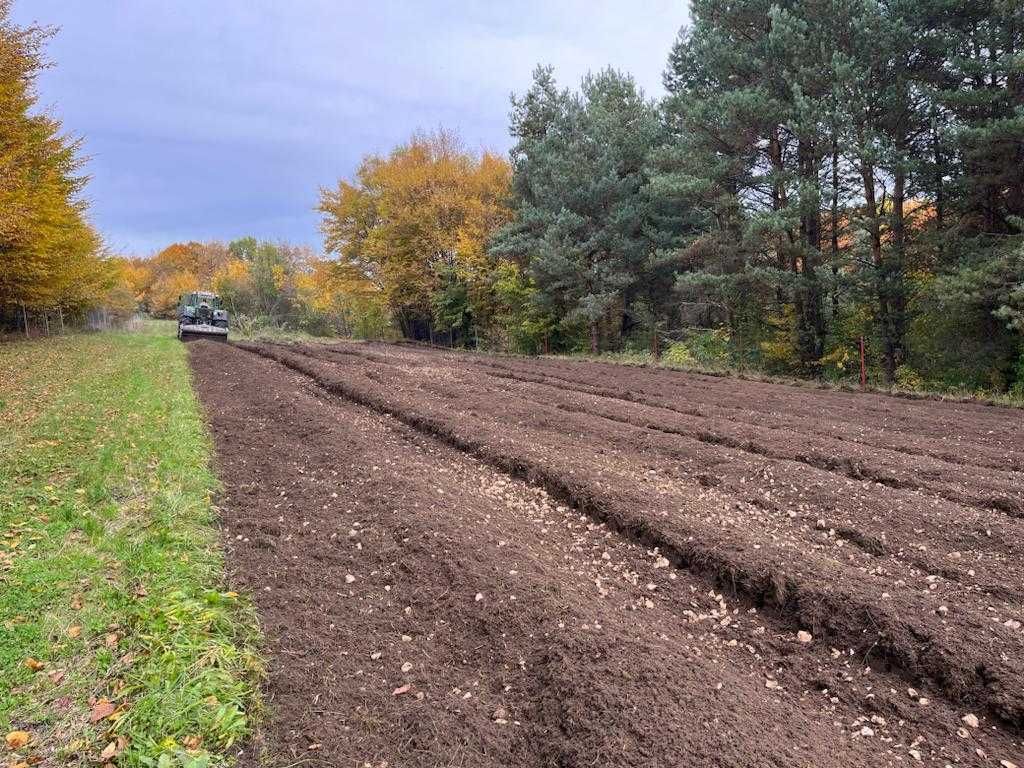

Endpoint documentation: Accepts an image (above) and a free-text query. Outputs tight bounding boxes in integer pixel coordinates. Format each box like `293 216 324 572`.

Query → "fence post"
21 303 29 338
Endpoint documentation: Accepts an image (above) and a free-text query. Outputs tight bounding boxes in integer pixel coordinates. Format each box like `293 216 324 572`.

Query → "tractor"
177 291 229 341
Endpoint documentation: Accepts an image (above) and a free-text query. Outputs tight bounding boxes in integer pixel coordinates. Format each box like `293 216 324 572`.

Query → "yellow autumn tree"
140 242 231 317
297 257 390 338
318 129 512 340
0 1 110 324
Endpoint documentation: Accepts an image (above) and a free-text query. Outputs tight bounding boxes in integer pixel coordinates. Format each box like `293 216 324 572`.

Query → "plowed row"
189 340 1024 767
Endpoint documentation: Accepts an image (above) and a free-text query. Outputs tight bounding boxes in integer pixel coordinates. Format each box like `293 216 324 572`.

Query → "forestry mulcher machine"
176 291 229 341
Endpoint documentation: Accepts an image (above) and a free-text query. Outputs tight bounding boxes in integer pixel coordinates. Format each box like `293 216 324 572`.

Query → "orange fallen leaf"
48 669 65 684
23 658 44 672
67 625 82 639
99 741 118 760
89 699 116 723
5 730 30 749
392 684 411 696
70 594 83 610
104 633 118 648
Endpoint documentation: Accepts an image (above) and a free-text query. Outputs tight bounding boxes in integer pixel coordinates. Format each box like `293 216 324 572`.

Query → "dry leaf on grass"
5 730 30 749
89 699 116 723
99 740 118 760
182 734 202 750
23 658 44 672
67 625 82 638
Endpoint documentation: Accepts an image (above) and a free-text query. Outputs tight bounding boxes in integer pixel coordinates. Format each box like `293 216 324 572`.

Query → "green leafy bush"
894 365 924 391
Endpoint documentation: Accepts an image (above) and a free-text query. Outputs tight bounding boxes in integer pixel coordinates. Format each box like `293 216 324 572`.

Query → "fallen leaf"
89 699 116 723
104 633 118 648
70 594 83 610
48 669 65 684
23 658 44 672
392 684 411 696
99 741 118 760
182 734 202 750
5 730 30 749
67 625 82 639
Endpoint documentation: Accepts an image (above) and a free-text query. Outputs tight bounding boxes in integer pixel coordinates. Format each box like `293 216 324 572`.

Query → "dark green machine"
177 291 229 341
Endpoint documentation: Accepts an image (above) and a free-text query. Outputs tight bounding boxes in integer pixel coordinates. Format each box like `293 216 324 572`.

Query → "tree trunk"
768 127 790 276
795 138 825 371
830 134 841 319
882 165 909 383
860 163 883 268
590 322 599 355
861 160 900 382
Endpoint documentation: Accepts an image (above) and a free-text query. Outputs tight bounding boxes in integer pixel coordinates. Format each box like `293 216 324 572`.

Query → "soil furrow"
283 342 1024 604
376 342 1024 462
236 341 1024 733
381 344 1024 474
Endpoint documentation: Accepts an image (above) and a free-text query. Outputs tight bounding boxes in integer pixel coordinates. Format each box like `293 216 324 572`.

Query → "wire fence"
0 306 143 339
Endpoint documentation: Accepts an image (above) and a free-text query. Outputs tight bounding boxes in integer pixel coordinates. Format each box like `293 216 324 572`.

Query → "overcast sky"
12 1 689 256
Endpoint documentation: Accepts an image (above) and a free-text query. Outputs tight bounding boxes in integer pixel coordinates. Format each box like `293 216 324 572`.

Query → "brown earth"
188 340 1024 767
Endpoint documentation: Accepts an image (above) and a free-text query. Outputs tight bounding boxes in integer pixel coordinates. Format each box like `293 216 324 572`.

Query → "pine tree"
493 66 667 352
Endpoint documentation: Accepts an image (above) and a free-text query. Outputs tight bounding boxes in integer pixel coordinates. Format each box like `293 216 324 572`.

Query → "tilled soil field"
189 340 1024 767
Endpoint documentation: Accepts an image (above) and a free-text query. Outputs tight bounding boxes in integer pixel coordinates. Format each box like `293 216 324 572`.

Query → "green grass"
0 321 262 767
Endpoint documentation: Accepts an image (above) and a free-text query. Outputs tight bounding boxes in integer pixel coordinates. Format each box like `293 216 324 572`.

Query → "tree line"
3 1 1021 395
124 238 389 338
321 1 1023 395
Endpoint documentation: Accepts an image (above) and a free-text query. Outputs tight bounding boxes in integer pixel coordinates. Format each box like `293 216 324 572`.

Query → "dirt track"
189 340 1024 767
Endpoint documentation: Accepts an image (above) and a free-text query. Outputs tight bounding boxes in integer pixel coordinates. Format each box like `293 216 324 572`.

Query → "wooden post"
543 333 549 356
21 303 28 338
652 328 660 360
859 336 867 390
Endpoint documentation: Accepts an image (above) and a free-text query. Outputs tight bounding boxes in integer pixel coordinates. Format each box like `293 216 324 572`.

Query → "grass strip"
0 323 262 767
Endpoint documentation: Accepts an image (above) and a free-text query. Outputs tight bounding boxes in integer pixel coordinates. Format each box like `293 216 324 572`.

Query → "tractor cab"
177 291 229 341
